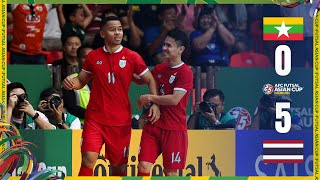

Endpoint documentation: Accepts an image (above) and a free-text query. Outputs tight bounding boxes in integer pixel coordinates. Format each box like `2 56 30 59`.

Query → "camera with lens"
17 94 28 105
199 101 216 113
259 94 275 109
48 95 62 109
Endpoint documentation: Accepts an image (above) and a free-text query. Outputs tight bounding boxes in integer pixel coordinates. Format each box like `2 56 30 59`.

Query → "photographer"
250 94 302 130
38 88 81 129
7 82 55 129
187 89 236 130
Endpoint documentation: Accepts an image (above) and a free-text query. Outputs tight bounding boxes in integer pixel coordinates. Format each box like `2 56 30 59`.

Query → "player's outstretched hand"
149 104 160 124
63 75 75 90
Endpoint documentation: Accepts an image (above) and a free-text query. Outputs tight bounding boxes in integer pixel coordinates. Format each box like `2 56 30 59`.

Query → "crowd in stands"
6 4 312 130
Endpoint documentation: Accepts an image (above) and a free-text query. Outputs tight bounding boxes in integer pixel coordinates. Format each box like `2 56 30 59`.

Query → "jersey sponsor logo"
27 25 40 33
119 60 126 68
26 14 40 23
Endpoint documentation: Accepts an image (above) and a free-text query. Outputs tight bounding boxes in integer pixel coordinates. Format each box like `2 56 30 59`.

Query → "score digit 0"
274 45 291 134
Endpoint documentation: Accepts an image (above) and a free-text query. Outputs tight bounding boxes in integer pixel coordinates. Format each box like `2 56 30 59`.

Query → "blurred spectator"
187 89 236 130
85 4 111 45
247 5 263 53
250 94 303 130
7 82 55 129
143 5 180 65
38 88 81 129
52 33 82 84
190 7 235 67
57 4 93 43
10 4 51 64
62 45 92 124
43 5 62 51
215 5 249 53
92 5 143 51
7 5 13 46
216 5 248 34
176 4 202 35
281 4 313 67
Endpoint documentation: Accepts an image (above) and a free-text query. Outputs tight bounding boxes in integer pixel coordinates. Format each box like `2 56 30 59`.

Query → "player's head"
203 89 225 114
100 16 123 46
62 33 82 58
63 5 85 27
162 29 189 62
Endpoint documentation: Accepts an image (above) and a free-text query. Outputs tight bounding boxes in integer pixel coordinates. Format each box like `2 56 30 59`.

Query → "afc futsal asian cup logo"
272 0 310 8
263 83 303 95
262 84 274 95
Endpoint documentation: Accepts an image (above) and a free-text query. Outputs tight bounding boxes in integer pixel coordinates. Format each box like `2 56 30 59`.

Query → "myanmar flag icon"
263 17 304 41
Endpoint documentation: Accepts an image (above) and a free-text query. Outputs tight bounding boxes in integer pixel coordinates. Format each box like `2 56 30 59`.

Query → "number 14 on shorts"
172 152 181 163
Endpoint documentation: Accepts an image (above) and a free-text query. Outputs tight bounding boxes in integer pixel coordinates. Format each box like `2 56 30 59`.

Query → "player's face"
162 36 184 61
208 96 224 114
100 20 123 46
64 36 82 58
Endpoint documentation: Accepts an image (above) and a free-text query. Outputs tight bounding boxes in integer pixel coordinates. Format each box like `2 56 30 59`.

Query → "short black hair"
102 8 118 18
40 88 62 100
203 89 225 102
7 82 27 99
157 5 177 16
197 6 215 29
167 29 189 48
63 5 82 23
61 33 82 46
100 16 121 29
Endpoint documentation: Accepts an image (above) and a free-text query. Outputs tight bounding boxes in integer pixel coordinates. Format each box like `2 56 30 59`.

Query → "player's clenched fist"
63 75 75 90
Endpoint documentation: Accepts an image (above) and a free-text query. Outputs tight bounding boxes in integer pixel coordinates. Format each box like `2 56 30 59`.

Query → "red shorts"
81 120 131 165
138 122 188 170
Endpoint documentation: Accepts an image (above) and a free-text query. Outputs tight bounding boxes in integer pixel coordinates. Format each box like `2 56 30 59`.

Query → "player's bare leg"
137 161 153 176
79 151 99 176
110 164 127 176
163 169 178 176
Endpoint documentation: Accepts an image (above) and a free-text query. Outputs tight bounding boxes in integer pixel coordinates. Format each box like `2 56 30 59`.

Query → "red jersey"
152 62 193 130
82 46 149 126
10 4 48 55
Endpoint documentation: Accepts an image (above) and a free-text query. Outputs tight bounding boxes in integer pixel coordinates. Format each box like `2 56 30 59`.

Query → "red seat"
43 51 63 64
230 52 272 67
7 52 10 64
